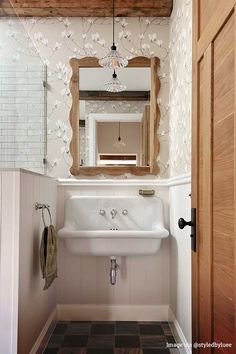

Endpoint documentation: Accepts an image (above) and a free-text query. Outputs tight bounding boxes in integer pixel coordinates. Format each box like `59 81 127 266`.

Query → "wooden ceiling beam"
6 0 172 8
0 0 173 17
79 90 150 101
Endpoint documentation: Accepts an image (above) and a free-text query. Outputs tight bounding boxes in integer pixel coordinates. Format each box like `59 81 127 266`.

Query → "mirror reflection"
79 67 151 167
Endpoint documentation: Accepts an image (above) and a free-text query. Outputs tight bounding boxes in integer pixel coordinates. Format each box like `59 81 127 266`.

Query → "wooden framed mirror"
69 56 160 176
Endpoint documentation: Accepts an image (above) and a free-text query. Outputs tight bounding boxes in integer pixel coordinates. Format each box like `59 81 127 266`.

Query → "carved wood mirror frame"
69 56 161 176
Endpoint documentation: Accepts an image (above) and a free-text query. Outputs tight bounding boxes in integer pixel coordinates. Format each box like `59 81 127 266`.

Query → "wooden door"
192 1 236 352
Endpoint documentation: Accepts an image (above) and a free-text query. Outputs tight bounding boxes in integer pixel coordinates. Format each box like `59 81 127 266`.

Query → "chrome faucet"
110 209 117 219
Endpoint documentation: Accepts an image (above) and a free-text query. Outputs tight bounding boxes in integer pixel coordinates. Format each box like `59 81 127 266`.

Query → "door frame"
192 0 236 350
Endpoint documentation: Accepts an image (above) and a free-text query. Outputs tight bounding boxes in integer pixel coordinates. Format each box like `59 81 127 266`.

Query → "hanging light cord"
118 121 121 141
112 0 115 48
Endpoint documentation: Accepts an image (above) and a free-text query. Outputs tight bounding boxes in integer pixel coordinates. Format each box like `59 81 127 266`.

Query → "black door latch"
178 208 196 252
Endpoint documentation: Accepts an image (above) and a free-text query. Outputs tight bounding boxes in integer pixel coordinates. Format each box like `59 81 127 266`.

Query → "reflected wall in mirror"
69 56 160 176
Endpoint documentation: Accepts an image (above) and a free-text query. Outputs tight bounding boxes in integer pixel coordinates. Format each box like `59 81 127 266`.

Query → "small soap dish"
139 189 155 197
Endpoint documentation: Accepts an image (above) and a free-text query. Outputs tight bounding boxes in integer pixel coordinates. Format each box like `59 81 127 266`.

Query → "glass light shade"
113 137 126 148
104 71 126 93
99 45 128 69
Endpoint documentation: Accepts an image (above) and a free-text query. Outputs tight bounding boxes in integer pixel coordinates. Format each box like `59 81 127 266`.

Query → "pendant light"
99 0 128 69
113 122 126 148
105 70 126 92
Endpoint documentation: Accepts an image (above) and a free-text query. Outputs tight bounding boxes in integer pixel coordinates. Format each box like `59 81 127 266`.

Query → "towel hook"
35 203 52 227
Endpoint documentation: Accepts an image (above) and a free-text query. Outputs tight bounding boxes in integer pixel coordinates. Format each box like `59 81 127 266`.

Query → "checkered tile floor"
43 321 177 354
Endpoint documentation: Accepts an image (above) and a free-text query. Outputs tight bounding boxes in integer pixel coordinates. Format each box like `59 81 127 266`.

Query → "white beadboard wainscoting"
56 174 191 332
0 169 57 354
56 174 191 353
56 182 170 311
169 181 192 352
0 170 191 353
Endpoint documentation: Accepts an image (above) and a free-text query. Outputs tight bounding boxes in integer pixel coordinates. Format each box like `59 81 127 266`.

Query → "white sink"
58 196 169 256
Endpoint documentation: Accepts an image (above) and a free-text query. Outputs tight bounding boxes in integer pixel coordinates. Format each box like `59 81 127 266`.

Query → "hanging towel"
40 224 57 290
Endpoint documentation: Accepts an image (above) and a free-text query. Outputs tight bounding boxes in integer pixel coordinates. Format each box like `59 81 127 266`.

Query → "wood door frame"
192 0 236 350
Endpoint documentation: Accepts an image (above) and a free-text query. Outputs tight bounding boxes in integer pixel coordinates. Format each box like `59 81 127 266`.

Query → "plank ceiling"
0 0 173 17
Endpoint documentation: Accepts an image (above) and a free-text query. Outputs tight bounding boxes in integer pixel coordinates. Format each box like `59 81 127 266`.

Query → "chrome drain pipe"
110 257 119 285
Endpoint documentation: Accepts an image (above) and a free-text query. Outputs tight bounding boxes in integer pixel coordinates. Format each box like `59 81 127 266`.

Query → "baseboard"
57 304 169 322
168 308 192 354
30 308 57 354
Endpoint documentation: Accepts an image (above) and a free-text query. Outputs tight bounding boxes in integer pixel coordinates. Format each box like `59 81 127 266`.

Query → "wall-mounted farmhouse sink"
58 196 169 256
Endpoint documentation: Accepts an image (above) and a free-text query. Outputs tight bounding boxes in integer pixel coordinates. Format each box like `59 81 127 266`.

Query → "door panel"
192 2 236 353
199 0 217 36
213 16 234 346
198 53 212 350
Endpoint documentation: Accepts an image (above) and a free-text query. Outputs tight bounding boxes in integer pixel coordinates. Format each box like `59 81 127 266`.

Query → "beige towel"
40 225 57 290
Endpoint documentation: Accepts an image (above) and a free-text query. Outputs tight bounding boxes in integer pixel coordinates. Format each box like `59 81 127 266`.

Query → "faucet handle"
99 209 106 216
122 209 128 216
110 209 117 219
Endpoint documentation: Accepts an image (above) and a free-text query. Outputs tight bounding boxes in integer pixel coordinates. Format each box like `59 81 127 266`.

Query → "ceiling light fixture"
113 122 126 148
105 70 126 93
99 0 128 69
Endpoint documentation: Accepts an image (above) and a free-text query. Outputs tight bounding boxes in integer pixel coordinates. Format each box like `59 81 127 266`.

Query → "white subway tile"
0 162 14 167
17 148 41 155
0 72 15 78
3 129 27 136
15 72 43 78
1 78 16 84
14 135 42 142
1 104 16 110
1 84 16 91
15 162 30 167
0 97 15 104
16 97 42 104
26 84 43 91
27 130 43 136
14 78 28 84
27 156 43 162
0 65 45 170
0 136 14 142
0 155 16 162
0 148 15 154
0 110 17 117
28 91 44 98
1 91 17 98
15 103 28 110
14 155 28 162
15 91 30 98
1 65 18 72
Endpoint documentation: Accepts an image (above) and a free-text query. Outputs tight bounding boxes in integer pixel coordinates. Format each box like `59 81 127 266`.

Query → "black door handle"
178 218 193 229
178 208 196 252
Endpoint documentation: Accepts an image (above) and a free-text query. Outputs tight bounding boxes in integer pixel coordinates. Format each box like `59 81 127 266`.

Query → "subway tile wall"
0 64 46 174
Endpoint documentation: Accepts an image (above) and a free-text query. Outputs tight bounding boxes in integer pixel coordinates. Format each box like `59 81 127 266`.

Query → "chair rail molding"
57 173 191 187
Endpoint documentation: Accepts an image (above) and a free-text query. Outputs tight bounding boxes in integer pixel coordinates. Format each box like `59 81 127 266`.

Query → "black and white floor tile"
43 321 178 354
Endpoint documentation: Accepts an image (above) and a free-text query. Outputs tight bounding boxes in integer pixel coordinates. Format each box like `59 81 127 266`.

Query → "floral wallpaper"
169 0 192 176
0 16 170 178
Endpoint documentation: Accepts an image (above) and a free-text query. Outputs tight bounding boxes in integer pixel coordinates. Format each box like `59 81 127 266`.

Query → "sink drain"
110 257 119 285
